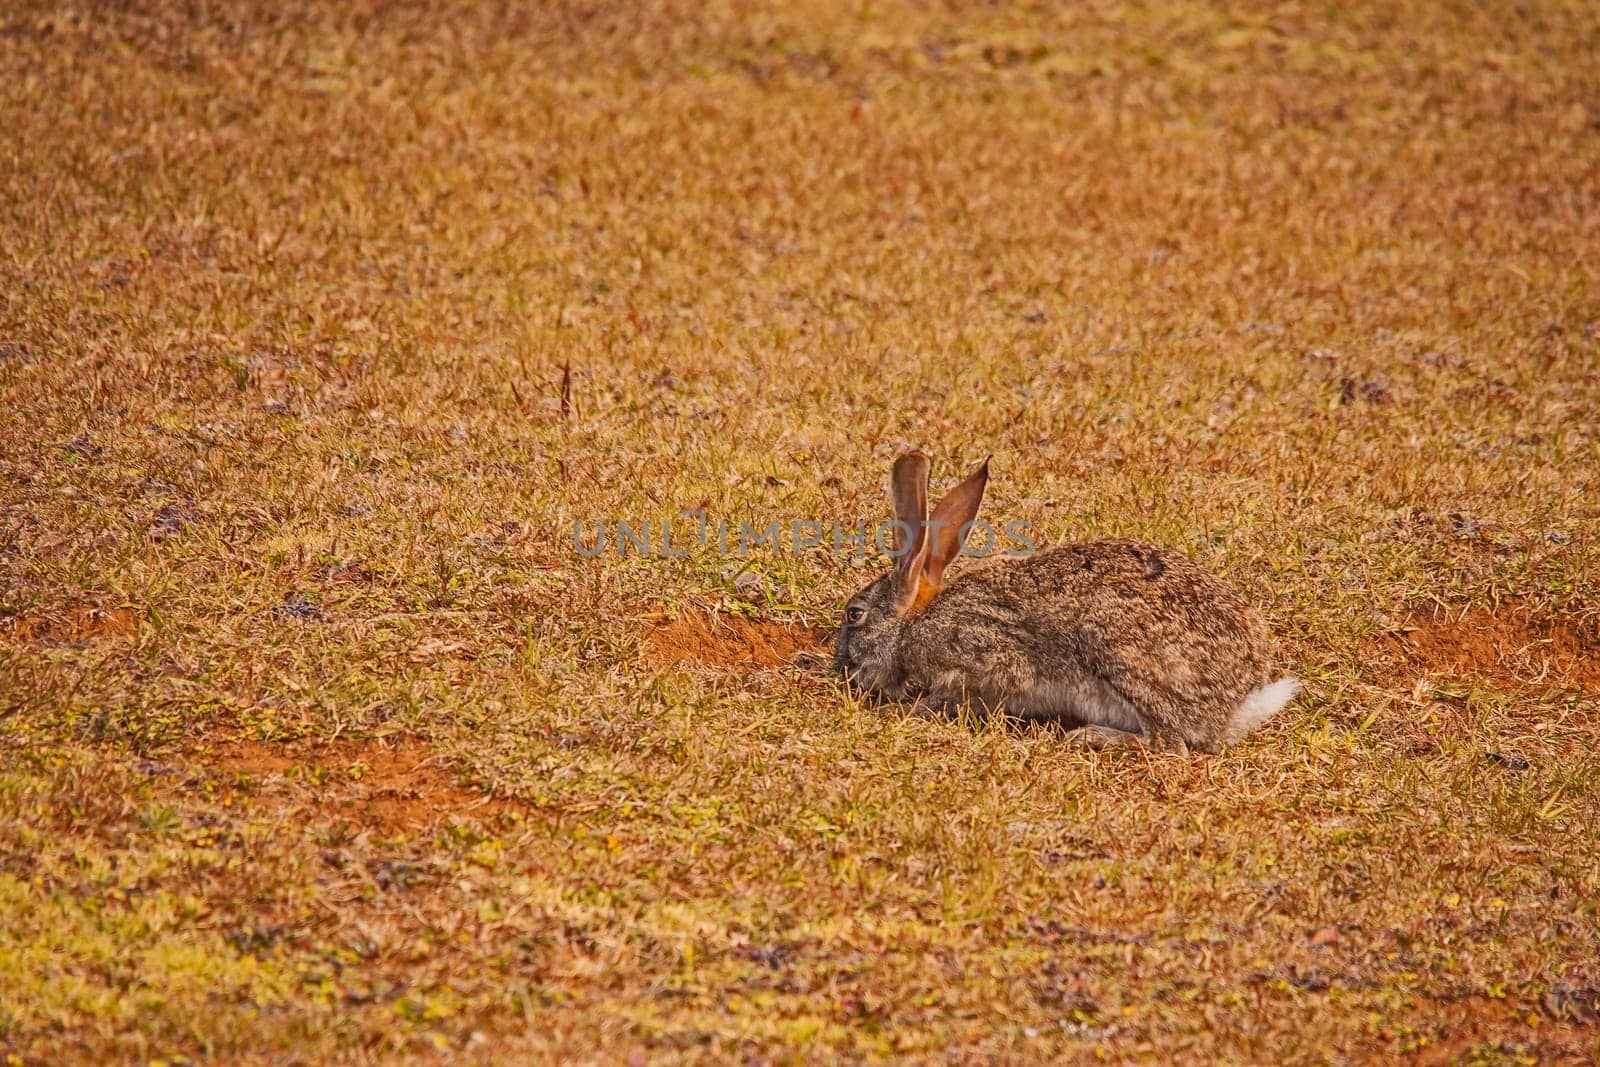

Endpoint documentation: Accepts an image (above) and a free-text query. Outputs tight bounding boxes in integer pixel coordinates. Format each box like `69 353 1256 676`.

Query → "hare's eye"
845 605 866 624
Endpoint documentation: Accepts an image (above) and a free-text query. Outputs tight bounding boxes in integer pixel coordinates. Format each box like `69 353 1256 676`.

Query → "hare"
833 452 1298 753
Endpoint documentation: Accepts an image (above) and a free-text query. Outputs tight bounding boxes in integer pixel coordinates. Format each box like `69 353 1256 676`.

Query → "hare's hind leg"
1064 724 1190 755
1063 724 1140 749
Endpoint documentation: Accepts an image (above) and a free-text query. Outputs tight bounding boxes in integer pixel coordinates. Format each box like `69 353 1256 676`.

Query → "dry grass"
3 0 1599 1062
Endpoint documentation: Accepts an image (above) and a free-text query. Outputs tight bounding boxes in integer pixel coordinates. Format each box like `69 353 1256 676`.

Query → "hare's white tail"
1225 678 1300 745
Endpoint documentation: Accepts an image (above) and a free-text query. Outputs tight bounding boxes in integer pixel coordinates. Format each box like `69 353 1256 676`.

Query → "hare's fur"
835 455 1297 753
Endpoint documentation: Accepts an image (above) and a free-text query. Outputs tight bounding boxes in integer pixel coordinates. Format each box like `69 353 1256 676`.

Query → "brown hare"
834 452 1298 753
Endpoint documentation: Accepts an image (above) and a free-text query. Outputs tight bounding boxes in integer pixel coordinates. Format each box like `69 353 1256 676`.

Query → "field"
3 0 1599 1062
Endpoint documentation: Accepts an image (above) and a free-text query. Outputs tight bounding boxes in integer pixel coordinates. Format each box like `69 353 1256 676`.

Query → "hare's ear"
924 458 989 589
888 451 931 613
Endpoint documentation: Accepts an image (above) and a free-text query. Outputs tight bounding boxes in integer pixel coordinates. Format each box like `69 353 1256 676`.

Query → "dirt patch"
1401 993 1581 1065
4 604 139 644
199 736 506 836
1379 602 1600 692
644 609 828 670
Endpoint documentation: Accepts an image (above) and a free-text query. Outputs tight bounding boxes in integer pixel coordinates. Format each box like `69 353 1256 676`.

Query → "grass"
2 0 1599 1061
